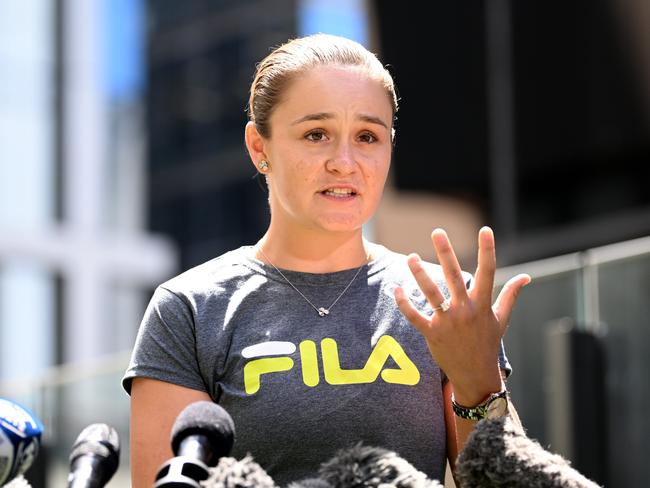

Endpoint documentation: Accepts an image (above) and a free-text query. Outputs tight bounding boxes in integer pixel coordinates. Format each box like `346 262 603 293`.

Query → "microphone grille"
69 423 120 473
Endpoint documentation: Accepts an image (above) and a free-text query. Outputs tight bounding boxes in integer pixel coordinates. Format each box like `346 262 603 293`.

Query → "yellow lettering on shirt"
299 340 320 387
321 335 420 386
243 357 294 394
242 335 420 394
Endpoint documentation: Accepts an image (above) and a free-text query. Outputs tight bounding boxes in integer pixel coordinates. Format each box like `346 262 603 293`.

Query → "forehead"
272 65 392 121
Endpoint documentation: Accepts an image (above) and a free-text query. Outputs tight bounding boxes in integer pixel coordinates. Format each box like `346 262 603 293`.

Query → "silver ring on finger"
433 297 451 312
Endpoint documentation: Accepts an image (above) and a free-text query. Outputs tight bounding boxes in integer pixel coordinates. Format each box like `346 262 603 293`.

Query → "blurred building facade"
0 0 177 377
0 1 176 485
1 1 649 487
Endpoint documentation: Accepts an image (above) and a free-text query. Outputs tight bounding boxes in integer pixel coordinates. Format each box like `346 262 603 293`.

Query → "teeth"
324 188 354 196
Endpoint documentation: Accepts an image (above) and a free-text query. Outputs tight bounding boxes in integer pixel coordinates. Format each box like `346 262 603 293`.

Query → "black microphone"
154 401 235 488
67 424 120 488
456 416 601 488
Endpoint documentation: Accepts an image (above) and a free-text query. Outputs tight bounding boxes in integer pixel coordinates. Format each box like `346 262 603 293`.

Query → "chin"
316 218 366 234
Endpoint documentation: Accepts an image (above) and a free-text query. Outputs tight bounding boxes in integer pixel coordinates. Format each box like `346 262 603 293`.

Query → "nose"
325 139 357 175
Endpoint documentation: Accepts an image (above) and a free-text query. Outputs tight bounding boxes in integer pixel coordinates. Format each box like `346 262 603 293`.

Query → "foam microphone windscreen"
456 417 602 488
171 401 235 463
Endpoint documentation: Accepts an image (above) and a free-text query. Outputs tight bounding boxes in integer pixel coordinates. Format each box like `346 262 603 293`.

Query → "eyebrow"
291 112 389 129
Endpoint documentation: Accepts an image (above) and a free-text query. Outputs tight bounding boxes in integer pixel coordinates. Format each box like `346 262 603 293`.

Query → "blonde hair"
248 33 398 139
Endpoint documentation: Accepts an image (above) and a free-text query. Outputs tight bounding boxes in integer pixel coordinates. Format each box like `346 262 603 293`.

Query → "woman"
123 33 530 487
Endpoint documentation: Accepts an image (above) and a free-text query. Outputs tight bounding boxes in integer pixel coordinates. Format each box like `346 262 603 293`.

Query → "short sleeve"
122 286 208 395
498 342 512 378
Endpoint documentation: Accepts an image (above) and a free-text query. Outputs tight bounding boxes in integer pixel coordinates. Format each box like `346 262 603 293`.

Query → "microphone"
292 444 444 488
154 401 235 488
204 455 277 488
287 479 332 488
202 444 444 488
0 398 42 487
2 477 30 488
456 416 602 488
67 424 120 488
200 417 601 488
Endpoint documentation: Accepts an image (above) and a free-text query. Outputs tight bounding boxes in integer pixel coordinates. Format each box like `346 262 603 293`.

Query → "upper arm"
130 377 212 488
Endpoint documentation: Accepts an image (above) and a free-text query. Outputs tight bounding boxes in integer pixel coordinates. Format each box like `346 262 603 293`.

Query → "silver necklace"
257 246 367 317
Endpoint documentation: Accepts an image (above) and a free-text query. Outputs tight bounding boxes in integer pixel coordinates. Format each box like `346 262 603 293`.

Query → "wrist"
452 389 509 421
451 376 504 408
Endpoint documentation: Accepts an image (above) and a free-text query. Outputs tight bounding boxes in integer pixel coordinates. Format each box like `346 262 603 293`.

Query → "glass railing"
496 235 650 487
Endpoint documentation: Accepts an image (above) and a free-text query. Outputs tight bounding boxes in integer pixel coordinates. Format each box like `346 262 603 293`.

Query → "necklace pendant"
318 307 329 317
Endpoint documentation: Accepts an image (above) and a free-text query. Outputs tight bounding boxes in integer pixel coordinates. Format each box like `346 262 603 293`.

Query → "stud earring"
258 160 269 171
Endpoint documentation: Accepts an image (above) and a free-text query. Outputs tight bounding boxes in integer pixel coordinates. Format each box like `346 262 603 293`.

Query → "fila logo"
242 335 420 394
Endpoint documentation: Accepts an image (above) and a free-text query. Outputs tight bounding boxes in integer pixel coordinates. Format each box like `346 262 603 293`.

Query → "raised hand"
394 226 531 406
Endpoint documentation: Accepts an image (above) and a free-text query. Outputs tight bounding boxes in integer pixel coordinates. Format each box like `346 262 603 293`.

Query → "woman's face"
259 65 393 234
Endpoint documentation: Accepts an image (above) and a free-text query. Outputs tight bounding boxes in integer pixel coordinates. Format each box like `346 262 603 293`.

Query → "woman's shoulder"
157 246 262 298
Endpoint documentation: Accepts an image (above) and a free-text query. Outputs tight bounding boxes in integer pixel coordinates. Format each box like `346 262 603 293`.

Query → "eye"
358 131 378 144
305 130 327 142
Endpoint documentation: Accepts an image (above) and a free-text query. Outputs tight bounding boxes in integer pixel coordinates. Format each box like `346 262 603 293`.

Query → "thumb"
493 273 531 330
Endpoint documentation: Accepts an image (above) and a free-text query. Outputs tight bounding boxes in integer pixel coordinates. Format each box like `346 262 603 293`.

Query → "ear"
245 121 268 171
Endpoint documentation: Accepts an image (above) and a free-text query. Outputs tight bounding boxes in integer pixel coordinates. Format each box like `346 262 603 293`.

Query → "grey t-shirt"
123 245 511 485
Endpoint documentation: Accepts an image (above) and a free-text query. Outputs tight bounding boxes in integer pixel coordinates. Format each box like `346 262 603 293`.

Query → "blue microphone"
0 398 43 487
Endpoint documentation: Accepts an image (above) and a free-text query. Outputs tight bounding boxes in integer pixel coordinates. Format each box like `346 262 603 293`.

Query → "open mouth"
321 188 357 198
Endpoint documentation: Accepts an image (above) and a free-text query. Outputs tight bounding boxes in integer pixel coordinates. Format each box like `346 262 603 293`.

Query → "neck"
256 225 372 273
